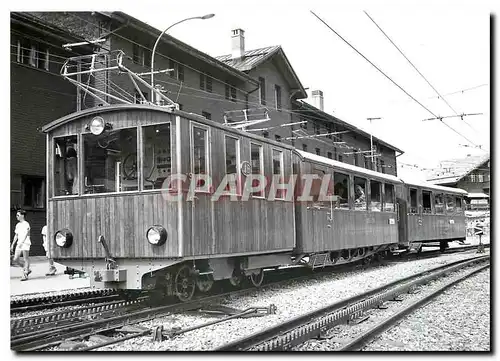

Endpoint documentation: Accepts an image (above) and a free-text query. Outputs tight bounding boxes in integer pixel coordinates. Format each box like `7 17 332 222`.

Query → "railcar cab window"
83 128 138 194
409 188 418 214
455 196 464 214
143 123 171 190
353 177 367 210
422 190 432 214
333 172 349 209
370 180 382 212
272 149 284 199
54 136 78 196
250 143 264 197
434 193 445 214
224 135 240 193
192 125 209 189
445 194 456 214
384 183 395 212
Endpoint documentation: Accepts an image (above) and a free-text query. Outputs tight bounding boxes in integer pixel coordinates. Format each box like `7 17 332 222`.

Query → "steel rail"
214 255 489 351
336 262 490 351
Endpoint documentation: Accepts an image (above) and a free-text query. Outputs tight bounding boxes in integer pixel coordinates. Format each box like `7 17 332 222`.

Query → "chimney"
231 28 245 60
312 90 324 111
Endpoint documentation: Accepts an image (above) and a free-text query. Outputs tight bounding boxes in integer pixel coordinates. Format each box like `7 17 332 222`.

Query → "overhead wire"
363 11 480 135
310 10 480 149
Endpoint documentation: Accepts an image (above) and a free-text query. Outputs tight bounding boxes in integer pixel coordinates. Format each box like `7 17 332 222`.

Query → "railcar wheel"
249 269 264 287
196 274 214 293
229 269 244 287
174 265 196 302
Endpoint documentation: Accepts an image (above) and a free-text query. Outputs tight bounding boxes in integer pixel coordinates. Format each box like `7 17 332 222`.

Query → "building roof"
293 100 404 154
216 45 308 99
426 153 490 185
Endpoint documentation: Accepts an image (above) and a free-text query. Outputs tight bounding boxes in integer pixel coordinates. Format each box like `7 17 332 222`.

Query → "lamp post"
367 117 381 170
150 13 215 102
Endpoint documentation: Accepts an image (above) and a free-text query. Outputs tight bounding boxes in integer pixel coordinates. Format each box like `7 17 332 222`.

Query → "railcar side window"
250 143 264 197
353 177 367 210
409 188 418 214
445 194 456 213
192 126 208 176
422 191 432 214
272 149 284 199
333 172 349 209
370 180 382 212
53 135 78 196
83 128 138 194
455 197 463 213
384 183 395 212
224 136 240 193
434 193 445 214
143 123 171 190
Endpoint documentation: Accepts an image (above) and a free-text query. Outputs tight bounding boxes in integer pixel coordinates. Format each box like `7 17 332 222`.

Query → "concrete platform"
10 256 90 296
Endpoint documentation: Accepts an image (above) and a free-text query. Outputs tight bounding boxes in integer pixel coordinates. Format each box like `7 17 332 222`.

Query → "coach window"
143 123 171 190
445 194 456 214
224 135 240 192
250 143 264 197
422 190 432 214
83 128 138 194
370 180 382 212
409 188 418 214
272 149 284 199
333 172 350 209
192 125 209 189
455 196 464 214
434 193 445 214
353 177 367 210
384 183 395 212
53 135 78 196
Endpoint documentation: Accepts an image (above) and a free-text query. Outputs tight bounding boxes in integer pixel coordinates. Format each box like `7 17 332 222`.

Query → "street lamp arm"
150 14 215 103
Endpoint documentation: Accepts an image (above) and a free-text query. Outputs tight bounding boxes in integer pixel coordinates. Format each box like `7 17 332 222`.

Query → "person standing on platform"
10 209 32 281
474 219 485 253
42 225 57 276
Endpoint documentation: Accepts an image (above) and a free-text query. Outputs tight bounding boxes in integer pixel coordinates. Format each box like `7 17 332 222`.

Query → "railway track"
10 244 487 351
214 254 490 351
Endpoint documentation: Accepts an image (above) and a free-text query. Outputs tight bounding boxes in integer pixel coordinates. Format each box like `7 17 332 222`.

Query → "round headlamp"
54 229 73 248
146 225 167 246
90 116 105 135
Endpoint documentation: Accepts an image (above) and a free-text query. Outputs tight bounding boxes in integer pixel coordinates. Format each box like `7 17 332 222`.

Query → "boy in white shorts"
10 209 31 281
41 225 57 275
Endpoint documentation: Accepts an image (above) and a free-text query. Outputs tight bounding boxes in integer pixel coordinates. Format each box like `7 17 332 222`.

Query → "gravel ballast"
90 250 489 351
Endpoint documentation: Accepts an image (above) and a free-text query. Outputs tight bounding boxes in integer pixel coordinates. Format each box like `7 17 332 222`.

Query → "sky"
124 0 492 177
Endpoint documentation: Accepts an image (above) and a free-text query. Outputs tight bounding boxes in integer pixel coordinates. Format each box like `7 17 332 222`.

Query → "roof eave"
104 12 258 86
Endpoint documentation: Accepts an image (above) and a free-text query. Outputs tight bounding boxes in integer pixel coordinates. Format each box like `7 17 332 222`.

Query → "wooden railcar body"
398 179 467 244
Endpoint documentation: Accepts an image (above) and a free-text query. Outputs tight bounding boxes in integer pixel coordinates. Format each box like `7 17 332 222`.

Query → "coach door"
308 164 334 251
397 197 408 244
189 123 214 255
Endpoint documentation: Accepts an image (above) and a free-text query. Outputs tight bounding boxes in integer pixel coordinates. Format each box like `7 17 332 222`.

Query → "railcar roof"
400 176 468 195
297 150 402 184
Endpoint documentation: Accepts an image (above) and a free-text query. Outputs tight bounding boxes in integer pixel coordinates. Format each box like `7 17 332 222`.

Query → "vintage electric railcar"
42 104 467 301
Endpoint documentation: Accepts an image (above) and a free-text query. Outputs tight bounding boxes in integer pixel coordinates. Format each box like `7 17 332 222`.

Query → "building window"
134 91 148 104
22 176 45 209
302 144 307 152
275 135 281 142
200 73 205 90
230 86 237 102
300 118 307 129
275 84 282 111
315 148 320 156
169 60 176 78
354 151 359 166
177 64 184 81
380 159 385 173
225 83 236 101
314 123 320 135
338 154 343 162
259 77 266 105
132 44 151 67
327 125 333 139
206 75 212 92
327 151 332 159
202 111 211 120
263 131 269 138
